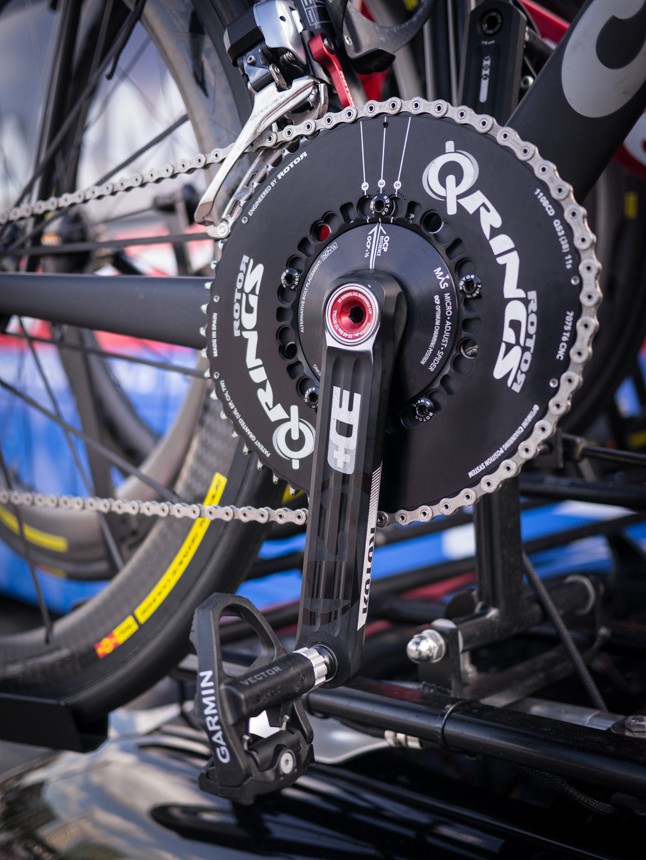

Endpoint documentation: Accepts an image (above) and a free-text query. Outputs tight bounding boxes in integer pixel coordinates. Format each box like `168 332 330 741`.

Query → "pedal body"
192 593 315 804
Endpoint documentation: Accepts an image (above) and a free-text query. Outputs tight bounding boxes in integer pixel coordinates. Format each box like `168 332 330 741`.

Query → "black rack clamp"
191 270 406 802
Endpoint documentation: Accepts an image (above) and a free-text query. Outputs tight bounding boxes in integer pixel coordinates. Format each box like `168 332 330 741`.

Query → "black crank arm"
190 270 405 800
295 271 407 685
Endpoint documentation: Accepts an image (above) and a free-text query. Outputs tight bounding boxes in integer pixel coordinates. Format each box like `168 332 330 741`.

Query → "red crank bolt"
326 283 379 345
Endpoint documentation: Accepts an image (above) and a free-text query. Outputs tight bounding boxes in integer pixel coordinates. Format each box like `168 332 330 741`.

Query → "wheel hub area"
206 104 599 515
294 221 466 411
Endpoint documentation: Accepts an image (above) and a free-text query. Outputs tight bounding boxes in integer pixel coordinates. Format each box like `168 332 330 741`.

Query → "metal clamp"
194 76 323 236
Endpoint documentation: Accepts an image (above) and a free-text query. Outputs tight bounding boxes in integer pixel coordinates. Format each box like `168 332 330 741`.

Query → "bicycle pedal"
190 593 315 804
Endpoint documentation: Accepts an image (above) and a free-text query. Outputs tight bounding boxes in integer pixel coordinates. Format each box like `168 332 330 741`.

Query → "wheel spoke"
1 330 203 378
0 376 183 504
15 319 126 571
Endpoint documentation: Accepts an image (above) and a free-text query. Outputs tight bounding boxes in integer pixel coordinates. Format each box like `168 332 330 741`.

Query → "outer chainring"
205 100 600 519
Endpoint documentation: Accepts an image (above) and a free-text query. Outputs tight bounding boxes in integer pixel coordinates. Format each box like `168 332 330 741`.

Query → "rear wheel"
0 0 279 721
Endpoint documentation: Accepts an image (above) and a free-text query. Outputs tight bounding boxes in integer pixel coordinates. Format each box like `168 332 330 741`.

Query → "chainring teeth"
204 97 601 526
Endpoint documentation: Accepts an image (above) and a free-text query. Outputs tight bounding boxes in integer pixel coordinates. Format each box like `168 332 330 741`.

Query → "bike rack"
0 692 107 752
305 678 646 805
414 478 604 701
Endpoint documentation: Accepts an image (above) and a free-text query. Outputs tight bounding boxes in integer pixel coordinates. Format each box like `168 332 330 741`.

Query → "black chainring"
207 109 595 513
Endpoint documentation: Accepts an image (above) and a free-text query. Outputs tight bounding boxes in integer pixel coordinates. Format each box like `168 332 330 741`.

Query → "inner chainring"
206 101 600 518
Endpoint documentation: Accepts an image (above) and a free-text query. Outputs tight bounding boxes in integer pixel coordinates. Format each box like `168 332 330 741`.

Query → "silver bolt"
278 749 296 775
406 629 446 664
460 340 478 359
281 267 300 289
625 715 646 735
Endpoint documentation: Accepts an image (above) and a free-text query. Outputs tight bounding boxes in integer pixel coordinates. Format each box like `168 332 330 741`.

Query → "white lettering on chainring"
327 386 362 474
422 141 479 214
561 0 646 118
273 405 315 469
423 142 537 392
236 255 314 468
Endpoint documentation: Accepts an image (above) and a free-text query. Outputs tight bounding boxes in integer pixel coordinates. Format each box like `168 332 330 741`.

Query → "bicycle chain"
0 488 307 526
1 97 601 527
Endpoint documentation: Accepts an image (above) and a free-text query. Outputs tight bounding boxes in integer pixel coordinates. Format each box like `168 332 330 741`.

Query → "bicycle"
1 0 646 819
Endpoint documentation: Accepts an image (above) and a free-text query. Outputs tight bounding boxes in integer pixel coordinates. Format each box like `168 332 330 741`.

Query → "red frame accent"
520 0 567 43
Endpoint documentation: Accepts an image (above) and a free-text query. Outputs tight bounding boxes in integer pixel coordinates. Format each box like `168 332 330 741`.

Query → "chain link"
0 489 307 526
1 97 600 526
0 148 231 227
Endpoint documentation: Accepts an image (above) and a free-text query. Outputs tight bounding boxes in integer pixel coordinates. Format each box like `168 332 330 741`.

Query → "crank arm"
194 75 322 237
295 271 407 685
191 270 405 801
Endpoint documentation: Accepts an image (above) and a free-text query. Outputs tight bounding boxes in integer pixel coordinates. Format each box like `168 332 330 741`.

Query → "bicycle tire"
0 0 277 722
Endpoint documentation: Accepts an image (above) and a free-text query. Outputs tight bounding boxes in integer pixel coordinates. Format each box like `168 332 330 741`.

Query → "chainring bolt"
281 267 301 289
303 385 320 408
458 273 482 298
369 193 394 218
413 397 434 422
279 341 298 360
460 340 479 359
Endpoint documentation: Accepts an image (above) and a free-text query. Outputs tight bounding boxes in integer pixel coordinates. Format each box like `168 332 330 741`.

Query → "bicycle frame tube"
509 0 646 199
0 0 644 334
0 273 205 348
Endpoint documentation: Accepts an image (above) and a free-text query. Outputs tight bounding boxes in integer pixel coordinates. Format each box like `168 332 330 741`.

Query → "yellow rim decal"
0 505 68 553
93 472 228 659
135 472 227 624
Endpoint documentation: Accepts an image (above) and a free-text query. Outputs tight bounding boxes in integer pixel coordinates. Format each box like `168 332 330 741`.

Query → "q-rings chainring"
206 98 601 525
